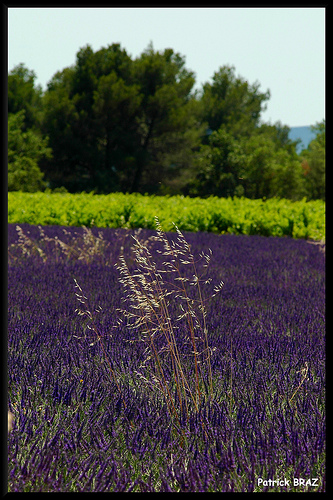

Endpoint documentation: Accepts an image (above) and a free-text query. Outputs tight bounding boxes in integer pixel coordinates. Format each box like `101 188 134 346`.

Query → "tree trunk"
129 118 155 193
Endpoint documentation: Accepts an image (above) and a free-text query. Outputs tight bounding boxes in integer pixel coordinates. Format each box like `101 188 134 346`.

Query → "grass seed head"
8 411 14 432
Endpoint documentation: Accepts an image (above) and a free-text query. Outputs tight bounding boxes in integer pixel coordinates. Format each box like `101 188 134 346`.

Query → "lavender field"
7 223 325 492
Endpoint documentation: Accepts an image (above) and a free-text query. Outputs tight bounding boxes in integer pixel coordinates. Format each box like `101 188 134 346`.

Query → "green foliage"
129 43 205 194
92 71 143 191
241 131 305 200
187 128 247 198
41 44 136 192
8 50 324 202
40 42 203 194
188 125 305 200
300 120 325 200
8 64 43 131
8 111 52 192
199 65 270 138
8 192 325 241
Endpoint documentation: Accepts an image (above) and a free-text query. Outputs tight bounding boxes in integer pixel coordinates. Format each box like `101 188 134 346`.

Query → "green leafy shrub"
8 192 325 241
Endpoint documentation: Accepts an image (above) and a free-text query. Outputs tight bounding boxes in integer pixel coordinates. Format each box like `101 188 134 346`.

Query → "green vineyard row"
8 191 325 240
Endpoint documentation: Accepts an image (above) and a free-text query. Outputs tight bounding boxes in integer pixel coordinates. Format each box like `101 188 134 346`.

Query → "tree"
40 68 89 191
8 64 43 131
129 43 205 193
41 43 204 194
92 72 142 192
186 127 247 198
300 121 325 200
8 111 52 192
41 44 136 192
241 132 305 200
188 124 306 200
199 65 270 139
186 66 307 200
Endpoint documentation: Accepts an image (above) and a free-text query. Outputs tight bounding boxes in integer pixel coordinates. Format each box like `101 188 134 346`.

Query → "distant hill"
289 126 317 154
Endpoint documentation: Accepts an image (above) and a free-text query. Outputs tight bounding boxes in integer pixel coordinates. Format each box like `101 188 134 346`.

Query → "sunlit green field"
8 192 325 241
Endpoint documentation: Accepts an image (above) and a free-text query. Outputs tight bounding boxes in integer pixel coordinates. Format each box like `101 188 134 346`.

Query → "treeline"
8 43 325 200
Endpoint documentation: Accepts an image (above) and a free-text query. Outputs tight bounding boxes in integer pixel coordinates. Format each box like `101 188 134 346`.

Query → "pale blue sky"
8 7 325 127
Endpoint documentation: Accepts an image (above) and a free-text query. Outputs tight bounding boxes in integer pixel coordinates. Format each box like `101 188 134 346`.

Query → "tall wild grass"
73 217 224 440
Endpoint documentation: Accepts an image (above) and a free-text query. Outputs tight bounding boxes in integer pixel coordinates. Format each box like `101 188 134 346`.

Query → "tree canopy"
8 63 43 131
200 65 270 138
300 121 325 200
8 110 51 192
8 43 325 200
